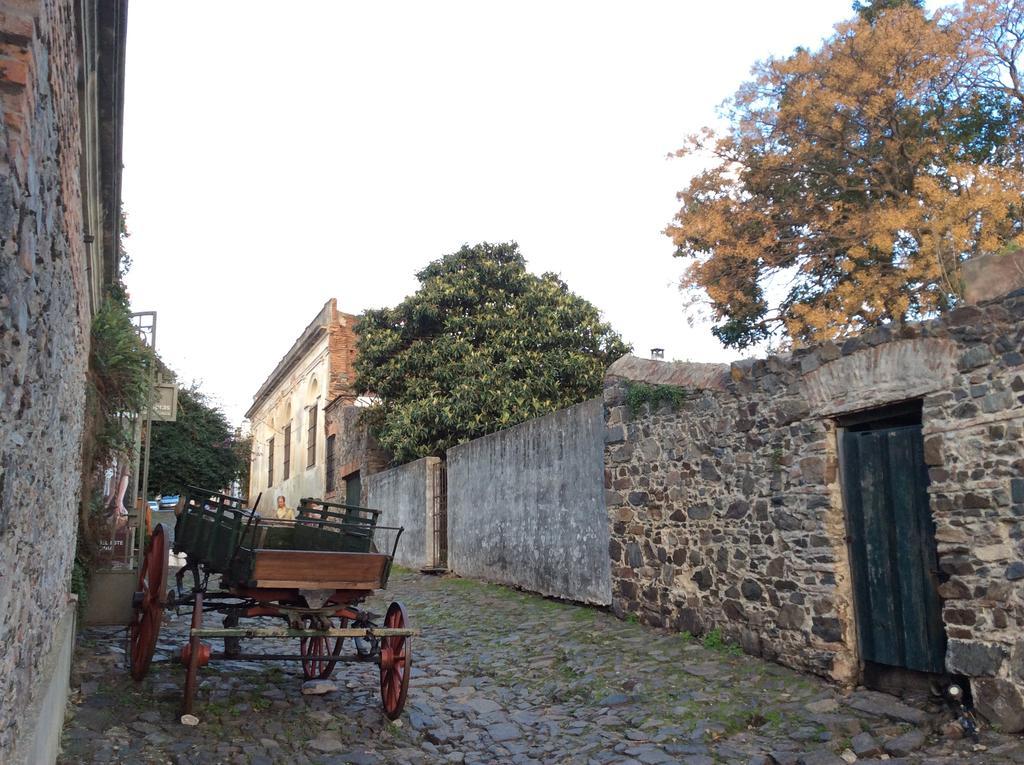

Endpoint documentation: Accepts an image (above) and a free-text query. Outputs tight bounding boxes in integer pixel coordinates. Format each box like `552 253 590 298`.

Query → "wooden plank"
192 627 419 638
859 429 904 667
251 579 380 590
251 550 389 586
889 426 946 673
841 431 874 661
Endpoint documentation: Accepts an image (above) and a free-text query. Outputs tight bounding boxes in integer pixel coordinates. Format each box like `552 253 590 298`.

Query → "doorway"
344 470 361 507
839 401 947 675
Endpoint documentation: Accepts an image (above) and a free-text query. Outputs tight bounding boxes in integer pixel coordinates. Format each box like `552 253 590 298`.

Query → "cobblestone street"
60 571 1024 765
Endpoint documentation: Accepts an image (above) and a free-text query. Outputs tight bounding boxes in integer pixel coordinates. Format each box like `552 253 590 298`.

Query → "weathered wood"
251 550 389 587
250 579 380 590
842 423 945 674
191 627 419 638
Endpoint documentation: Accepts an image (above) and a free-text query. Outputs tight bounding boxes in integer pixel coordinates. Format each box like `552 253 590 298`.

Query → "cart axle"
190 627 419 639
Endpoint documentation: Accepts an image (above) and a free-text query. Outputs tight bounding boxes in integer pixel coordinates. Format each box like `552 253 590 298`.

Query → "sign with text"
150 382 178 422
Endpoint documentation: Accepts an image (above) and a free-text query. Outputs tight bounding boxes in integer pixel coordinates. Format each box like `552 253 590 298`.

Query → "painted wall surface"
248 336 330 509
365 456 436 570
447 397 610 605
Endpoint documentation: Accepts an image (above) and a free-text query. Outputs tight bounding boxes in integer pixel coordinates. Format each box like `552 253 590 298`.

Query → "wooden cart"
127 486 417 719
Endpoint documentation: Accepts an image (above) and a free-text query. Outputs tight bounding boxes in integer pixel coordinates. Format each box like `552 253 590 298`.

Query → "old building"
604 259 1024 732
0 0 127 760
323 397 389 506
246 299 358 509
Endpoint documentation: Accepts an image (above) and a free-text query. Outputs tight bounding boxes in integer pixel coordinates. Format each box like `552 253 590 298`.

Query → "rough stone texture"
323 400 390 504
604 291 1024 730
59 571 1018 765
364 456 439 569
0 0 114 758
448 397 611 605
962 248 1024 305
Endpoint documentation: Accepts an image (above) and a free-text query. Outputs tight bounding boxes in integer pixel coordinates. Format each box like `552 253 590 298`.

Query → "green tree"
147 384 243 497
852 0 923 24
667 1 1024 350
356 242 631 463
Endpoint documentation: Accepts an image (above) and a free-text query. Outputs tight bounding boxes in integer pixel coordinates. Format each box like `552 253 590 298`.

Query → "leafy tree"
853 0 923 24
356 242 631 463
147 384 244 497
667 1 1024 350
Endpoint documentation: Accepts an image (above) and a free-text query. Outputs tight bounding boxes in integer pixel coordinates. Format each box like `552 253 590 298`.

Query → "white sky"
122 0 859 426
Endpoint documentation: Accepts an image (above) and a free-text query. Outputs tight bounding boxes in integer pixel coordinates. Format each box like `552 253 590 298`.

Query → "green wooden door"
345 471 361 507
841 424 946 674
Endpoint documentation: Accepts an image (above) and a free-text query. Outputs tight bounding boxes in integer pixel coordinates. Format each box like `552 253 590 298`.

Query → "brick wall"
323 400 390 504
605 291 1024 732
0 0 93 753
327 307 358 403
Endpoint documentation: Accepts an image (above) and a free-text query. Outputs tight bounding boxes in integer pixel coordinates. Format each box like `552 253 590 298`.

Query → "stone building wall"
0 0 125 759
246 299 360 508
323 399 390 504
604 291 1024 731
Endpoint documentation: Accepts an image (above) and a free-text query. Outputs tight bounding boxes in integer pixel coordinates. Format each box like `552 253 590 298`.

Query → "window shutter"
307 405 318 468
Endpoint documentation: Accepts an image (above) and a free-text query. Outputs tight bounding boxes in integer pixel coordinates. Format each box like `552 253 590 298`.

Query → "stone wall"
364 456 439 570
0 0 123 758
448 397 611 605
324 400 390 504
604 292 1024 731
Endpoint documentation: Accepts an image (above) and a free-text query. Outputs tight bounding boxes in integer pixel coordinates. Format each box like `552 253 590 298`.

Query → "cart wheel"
300 618 346 680
182 591 203 715
379 602 411 720
128 523 170 681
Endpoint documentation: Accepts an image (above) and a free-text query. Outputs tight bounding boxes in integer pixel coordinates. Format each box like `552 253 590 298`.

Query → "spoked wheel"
379 602 411 720
300 617 346 680
128 523 170 680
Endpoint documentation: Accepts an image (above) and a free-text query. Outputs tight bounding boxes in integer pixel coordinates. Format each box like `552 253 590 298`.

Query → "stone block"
850 732 881 758
605 424 626 444
883 729 926 757
923 435 944 465
777 604 805 630
973 677 1024 733
962 249 1024 304
946 639 1005 676
811 617 841 643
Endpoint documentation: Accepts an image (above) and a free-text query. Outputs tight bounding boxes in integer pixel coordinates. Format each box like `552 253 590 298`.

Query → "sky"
122 0 861 427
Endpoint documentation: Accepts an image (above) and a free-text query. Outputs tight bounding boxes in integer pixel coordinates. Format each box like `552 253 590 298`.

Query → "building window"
267 437 275 487
307 405 318 468
325 435 336 493
283 424 291 480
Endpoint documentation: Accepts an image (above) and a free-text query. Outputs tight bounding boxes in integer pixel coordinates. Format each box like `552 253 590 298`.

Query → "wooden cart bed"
247 550 392 590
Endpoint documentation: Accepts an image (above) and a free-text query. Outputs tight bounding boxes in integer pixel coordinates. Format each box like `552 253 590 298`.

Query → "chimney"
650 348 665 360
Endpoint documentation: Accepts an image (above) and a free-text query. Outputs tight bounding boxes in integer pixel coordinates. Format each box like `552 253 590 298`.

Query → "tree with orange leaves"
667 0 1023 350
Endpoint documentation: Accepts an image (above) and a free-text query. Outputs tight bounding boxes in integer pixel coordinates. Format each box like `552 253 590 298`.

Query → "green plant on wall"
76 283 153 600
624 381 691 415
